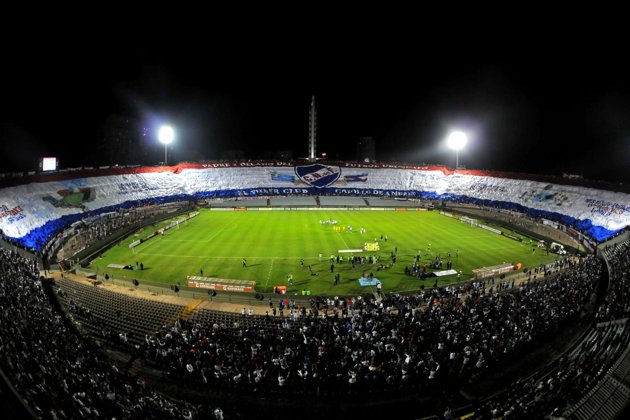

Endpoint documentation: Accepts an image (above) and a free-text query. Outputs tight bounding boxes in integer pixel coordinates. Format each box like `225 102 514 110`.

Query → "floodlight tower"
158 125 175 165
447 131 467 169
308 96 317 162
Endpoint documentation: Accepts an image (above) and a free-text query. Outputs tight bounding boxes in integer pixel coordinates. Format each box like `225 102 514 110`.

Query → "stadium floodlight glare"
447 131 468 169
158 125 175 165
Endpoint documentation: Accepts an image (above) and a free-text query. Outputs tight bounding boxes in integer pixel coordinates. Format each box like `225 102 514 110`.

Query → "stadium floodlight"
158 125 175 165
447 131 468 169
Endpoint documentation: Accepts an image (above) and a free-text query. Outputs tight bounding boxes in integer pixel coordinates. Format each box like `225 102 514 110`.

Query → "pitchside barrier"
472 263 515 280
459 215 503 235
186 275 256 293
74 268 316 305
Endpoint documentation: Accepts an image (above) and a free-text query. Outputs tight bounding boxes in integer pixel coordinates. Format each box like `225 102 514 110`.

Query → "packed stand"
53 208 152 262
472 319 630 419
0 247 226 419
596 240 630 322
471 244 630 418
144 256 598 397
47 201 195 264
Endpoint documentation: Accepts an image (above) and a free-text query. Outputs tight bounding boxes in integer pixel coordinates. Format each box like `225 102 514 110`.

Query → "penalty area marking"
204 221 238 243
134 235 163 253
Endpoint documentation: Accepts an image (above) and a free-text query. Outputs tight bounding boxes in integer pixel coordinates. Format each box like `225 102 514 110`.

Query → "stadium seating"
269 196 317 206
317 196 368 206
54 276 185 348
366 198 427 207
2 162 630 419
209 198 269 207
472 240 630 419
0 247 223 419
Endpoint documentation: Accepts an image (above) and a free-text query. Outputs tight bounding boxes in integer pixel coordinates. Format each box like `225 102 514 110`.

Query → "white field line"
135 235 163 253
204 222 238 243
336 231 353 250
265 258 275 287
140 253 303 259
136 219 235 252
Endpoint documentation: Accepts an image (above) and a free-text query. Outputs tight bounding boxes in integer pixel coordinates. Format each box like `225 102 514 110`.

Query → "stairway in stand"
180 299 204 320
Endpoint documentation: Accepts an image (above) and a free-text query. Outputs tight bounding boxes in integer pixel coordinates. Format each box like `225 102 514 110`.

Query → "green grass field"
90 209 557 295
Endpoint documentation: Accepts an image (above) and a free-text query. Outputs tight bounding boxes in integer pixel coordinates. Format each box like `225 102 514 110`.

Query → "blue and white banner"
295 164 341 188
344 173 368 182
1 165 629 249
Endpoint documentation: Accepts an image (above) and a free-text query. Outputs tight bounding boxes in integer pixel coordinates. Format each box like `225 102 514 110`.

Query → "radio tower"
308 95 317 162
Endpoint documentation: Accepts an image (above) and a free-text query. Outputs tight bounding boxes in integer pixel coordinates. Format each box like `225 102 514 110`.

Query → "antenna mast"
308 95 317 162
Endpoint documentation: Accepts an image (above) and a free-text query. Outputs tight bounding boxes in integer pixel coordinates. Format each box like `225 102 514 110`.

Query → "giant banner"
1 164 629 249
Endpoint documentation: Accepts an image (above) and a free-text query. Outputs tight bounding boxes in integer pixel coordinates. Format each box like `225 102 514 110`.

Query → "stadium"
1 156 630 419
4 31 630 418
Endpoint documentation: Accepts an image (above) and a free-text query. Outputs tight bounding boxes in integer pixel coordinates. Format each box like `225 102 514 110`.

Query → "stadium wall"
1 163 629 250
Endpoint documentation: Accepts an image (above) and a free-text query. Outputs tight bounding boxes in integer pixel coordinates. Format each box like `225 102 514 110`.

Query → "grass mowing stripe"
92 209 559 295
141 253 314 260
204 221 237 243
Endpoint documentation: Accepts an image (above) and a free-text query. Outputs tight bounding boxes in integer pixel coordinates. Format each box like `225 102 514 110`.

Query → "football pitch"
90 209 557 295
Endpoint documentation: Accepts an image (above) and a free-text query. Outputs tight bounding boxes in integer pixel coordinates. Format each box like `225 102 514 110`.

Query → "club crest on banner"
294 164 341 188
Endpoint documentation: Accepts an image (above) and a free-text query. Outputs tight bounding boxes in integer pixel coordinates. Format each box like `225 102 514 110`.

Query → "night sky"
2 29 629 184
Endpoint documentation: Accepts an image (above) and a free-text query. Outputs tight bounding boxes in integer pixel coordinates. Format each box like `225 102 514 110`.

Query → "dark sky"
2 28 629 184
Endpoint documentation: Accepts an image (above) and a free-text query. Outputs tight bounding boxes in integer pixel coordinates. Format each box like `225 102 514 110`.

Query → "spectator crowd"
144 256 600 398
469 241 630 418
0 247 225 419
